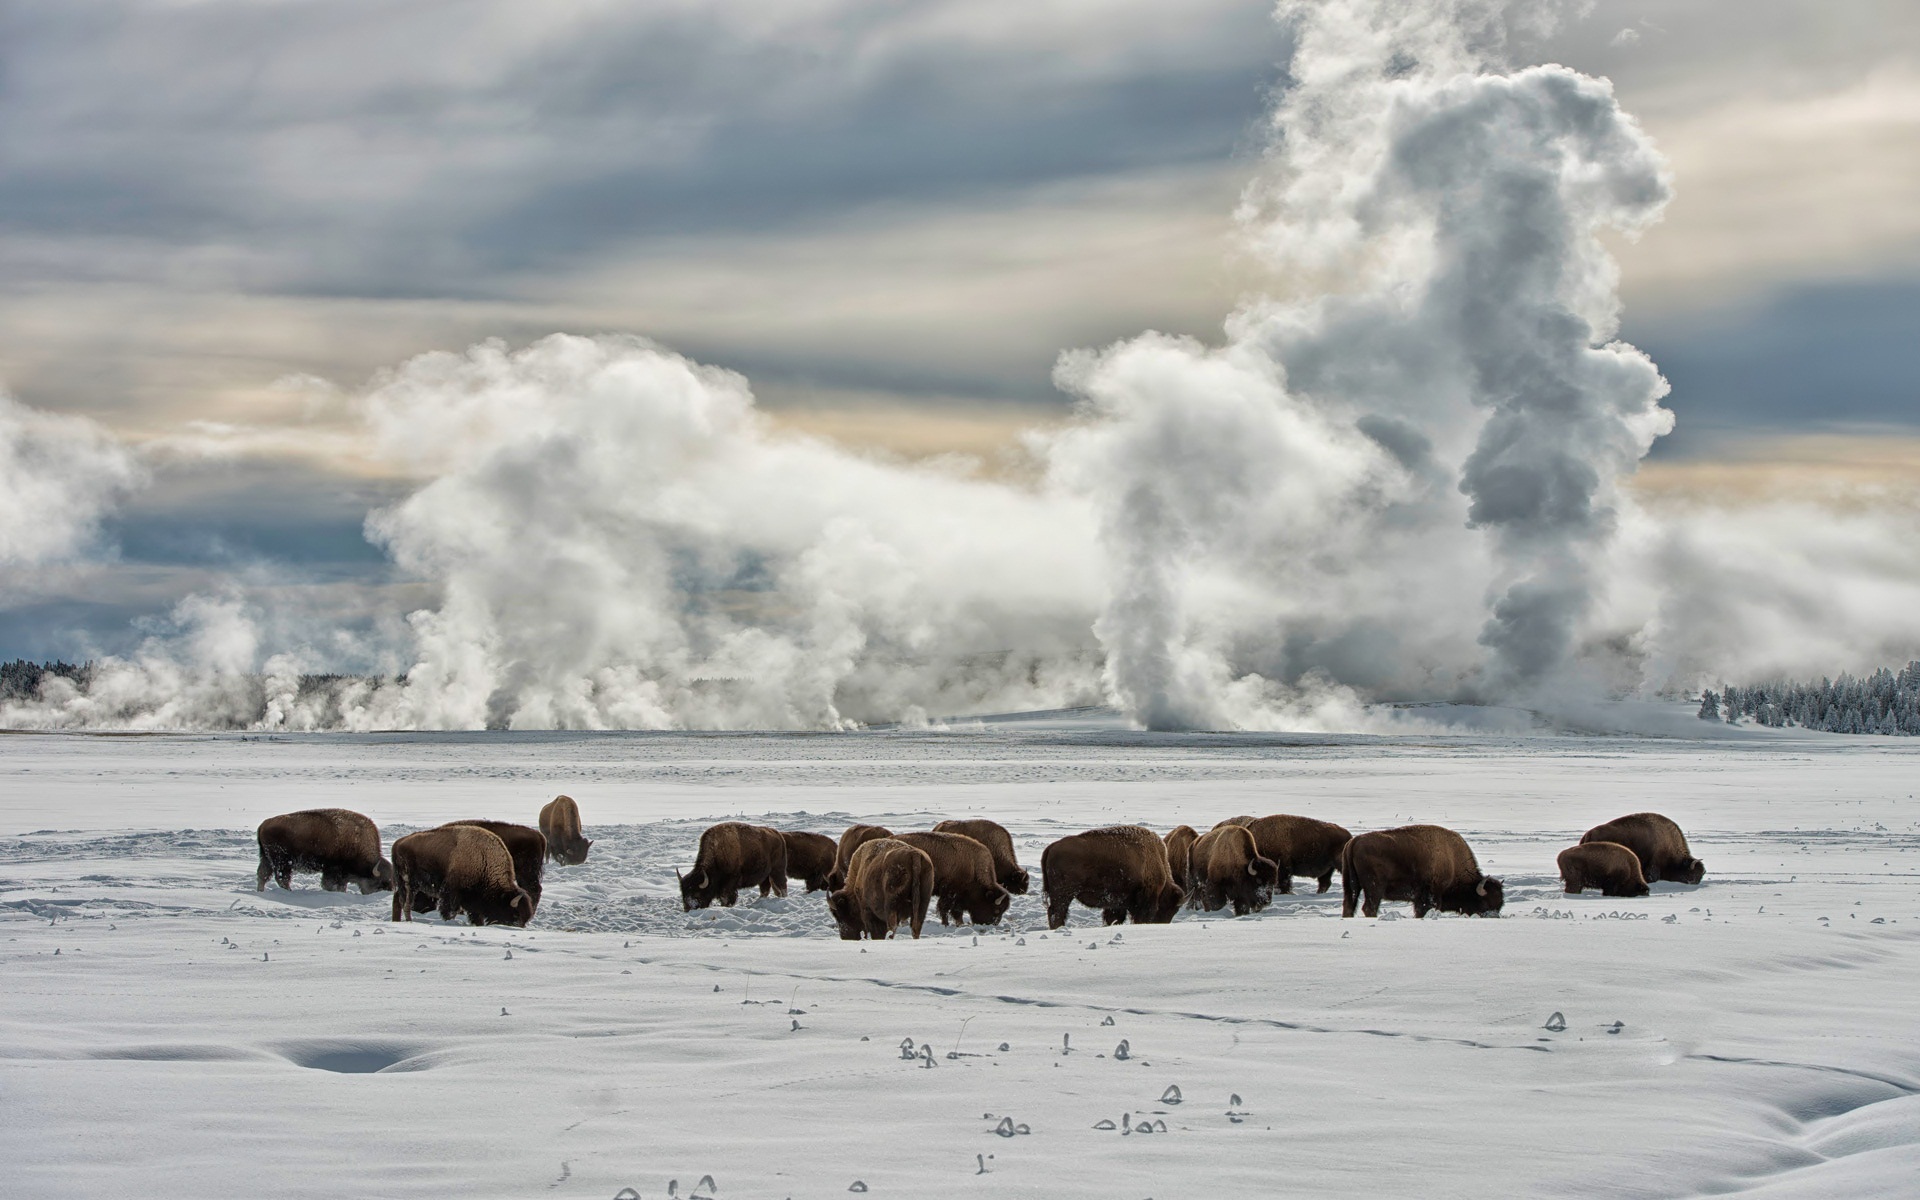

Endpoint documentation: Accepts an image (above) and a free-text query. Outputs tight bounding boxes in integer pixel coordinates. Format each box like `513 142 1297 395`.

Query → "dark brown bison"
679 822 789 911
538 795 592 865
1041 825 1184 929
1217 814 1352 894
410 820 546 915
932 818 1030 894
391 825 533 927
1189 824 1280 916
1341 825 1503 919
1580 812 1705 885
255 808 393 894
781 831 838 893
828 824 893 890
1557 841 1650 897
894 831 1012 926
827 838 934 941
1163 825 1199 898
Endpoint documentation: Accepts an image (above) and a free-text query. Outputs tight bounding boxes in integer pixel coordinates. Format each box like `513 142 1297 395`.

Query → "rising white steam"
0 391 142 573
5 0 1918 732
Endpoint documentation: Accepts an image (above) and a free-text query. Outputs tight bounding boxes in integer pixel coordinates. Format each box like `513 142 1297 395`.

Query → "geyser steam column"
1055 0 1675 728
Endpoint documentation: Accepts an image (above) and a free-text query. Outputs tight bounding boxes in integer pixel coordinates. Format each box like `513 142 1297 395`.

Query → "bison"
679 822 789 911
1189 824 1280 916
829 824 893 891
410 820 546 915
255 808 393 894
538 795 592 865
1580 812 1705 885
1163 825 1199 898
1217 814 1352 894
894 831 1012 926
1341 825 1503 919
932 818 1030 894
1041 825 1184 929
391 825 533 927
1557 841 1650 897
781 831 839 893
827 837 934 941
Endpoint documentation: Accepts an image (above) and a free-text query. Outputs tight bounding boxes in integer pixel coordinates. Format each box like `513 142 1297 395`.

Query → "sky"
2 0 1918 673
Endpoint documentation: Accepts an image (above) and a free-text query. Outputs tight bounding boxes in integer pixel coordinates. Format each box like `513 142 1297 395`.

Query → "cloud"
0 390 142 572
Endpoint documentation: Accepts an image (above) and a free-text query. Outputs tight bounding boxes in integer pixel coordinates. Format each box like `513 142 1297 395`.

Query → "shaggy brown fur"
255 808 393 894
829 824 894 890
1218 814 1352 894
1557 841 1650 897
538 795 592 865
1581 812 1705 885
827 838 934 940
410 820 546 915
1341 825 1503 919
933 818 1030 894
781 831 839 893
1041 825 1184 929
1189 824 1280 916
894 831 1012 926
1163 825 1199 899
391 825 533 927
679 822 789 911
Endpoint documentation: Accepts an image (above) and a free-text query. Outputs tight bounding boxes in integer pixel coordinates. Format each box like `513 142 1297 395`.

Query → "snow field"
2 725 1918 1197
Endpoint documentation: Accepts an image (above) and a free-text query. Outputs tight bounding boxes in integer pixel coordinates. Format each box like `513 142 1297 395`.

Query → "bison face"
1467 876 1505 916
362 858 396 894
1680 857 1706 885
1248 856 1281 888
1007 868 1031 896
825 891 863 940
981 885 1012 925
1149 883 1184 924
678 867 717 912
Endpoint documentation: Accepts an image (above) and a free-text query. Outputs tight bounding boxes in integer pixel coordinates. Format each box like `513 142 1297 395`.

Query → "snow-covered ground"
3 713 1918 1198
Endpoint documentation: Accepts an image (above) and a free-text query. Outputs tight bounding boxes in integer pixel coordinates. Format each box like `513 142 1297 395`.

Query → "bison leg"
391 884 407 922
1045 892 1070 930
1411 891 1432 919
1360 887 1382 919
255 853 271 892
1316 871 1333 894
320 869 345 892
1341 871 1359 918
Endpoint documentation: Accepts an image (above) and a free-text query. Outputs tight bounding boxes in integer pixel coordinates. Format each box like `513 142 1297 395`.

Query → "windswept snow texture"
2 719 1918 1198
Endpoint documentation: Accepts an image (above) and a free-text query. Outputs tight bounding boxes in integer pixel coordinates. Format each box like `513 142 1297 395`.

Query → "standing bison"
1217 814 1351 894
255 808 393 894
894 831 1012 926
781 831 839 893
1188 824 1280 916
1341 825 1503 919
827 837 934 941
538 795 592 865
409 820 546 915
932 818 1030 894
828 824 893 891
1041 825 1184 929
1580 813 1705 885
1557 842 1650 897
391 825 533 927
1163 825 1199 897
679 822 789 911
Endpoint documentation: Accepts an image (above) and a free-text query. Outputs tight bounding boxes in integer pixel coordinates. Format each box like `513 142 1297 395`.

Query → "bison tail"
910 866 932 940
1339 840 1359 919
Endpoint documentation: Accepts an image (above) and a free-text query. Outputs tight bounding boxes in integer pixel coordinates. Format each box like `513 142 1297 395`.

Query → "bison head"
825 890 863 940
360 857 396 894
1248 854 1281 888
678 866 717 911
1466 876 1505 916
1148 883 1185 924
1006 867 1032 896
979 885 1012 926
1679 857 1706 885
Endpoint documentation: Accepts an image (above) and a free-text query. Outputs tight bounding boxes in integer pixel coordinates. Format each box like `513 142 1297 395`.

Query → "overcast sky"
2 0 1917 661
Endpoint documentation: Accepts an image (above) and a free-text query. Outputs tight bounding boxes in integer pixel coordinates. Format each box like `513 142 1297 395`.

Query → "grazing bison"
679 822 789 911
538 795 592 865
1217 814 1352 894
1189 824 1280 916
410 820 546 915
1163 825 1199 897
1557 841 1650 897
781 831 839 893
391 825 533 927
1581 813 1705 885
829 824 894 890
827 838 934 941
1041 825 1184 929
932 818 1030 895
894 831 1012 926
1341 825 1503 919
255 808 393 894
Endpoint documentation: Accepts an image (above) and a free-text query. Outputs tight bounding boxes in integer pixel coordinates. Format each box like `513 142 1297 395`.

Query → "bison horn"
674 866 684 884
1476 879 1489 896
695 869 709 889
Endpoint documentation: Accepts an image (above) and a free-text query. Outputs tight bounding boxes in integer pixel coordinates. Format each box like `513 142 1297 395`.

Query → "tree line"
1699 661 1920 735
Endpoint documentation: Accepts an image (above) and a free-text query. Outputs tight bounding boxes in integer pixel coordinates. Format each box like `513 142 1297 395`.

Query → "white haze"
0 391 141 577
3 0 1919 732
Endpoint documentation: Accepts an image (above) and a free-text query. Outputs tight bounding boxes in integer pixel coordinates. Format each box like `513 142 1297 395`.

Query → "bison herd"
252 800 1708 936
